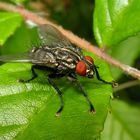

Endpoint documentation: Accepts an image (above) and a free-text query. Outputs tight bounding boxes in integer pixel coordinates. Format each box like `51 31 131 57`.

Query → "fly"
0 24 116 116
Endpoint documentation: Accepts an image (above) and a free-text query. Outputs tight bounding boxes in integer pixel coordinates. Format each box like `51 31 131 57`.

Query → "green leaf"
0 53 113 140
101 99 140 140
110 34 140 79
0 12 23 45
94 0 140 47
1 22 39 55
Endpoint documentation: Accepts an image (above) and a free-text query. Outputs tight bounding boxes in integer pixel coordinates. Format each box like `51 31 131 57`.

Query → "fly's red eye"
85 56 94 64
76 60 86 76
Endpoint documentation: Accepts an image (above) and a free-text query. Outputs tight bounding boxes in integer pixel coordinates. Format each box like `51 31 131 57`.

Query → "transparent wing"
0 53 57 67
37 24 83 56
0 53 30 63
0 53 45 64
38 24 72 48
0 24 82 64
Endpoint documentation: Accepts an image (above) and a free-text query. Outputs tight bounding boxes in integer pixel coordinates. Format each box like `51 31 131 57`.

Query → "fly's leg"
48 74 64 116
94 65 117 87
19 65 38 83
68 73 95 113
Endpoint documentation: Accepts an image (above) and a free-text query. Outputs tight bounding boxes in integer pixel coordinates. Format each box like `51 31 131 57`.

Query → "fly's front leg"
19 65 38 83
48 73 64 116
68 73 95 113
94 65 117 87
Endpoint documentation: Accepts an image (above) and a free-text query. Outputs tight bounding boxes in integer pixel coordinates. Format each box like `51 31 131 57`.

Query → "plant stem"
0 2 140 80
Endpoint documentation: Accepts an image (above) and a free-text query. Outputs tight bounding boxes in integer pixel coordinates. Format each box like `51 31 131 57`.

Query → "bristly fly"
0 24 116 116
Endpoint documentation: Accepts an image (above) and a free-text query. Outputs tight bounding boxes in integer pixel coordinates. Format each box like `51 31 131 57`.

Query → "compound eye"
76 60 86 76
85 56 94 64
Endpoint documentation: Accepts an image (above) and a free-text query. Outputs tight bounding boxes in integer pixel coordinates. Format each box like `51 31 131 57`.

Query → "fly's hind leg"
18 65 39 83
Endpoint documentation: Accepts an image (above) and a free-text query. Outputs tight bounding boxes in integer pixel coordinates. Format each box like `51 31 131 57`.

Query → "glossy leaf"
94 0 140 47
0 53 113 140
110 34 140 79
0 12 23 45
0 22 39 55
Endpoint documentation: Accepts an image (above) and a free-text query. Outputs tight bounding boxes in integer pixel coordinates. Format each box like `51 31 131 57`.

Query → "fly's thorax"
54 47 81 70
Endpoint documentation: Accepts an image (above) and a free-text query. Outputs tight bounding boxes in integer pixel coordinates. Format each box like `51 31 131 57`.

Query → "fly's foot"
104 80 118 88
18 79 30 83
111 81 118 88
55 106 63 117
90 110 96 114
89 105 96 114
55 112 61 117
18 75 37 83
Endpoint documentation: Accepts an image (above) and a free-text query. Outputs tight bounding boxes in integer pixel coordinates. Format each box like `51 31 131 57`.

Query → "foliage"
93 0 140 139
0 12 22 45
94 0 140 47
0 0 140 140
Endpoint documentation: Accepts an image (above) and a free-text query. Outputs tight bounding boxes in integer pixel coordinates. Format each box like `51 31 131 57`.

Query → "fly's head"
76 56 95 78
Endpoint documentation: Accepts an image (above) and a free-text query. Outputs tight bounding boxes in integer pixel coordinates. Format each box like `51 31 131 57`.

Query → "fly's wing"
0 53 47 64
38 24 71 47
37 24 82 55
0 24 82 65
0 53 31 63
